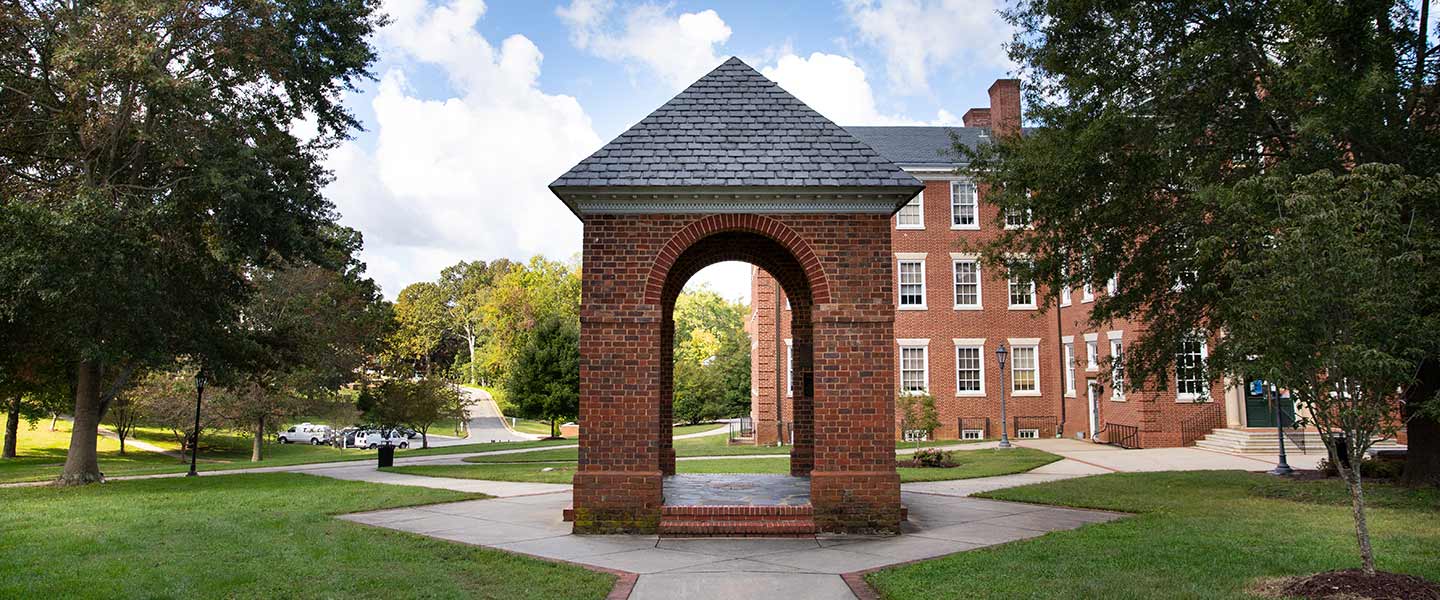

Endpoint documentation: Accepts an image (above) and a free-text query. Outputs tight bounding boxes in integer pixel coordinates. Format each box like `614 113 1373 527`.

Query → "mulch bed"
894 458 960 469
1256 569 1440 600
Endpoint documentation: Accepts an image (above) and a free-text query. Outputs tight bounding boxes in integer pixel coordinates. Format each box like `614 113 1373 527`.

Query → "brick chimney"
962 108 991 128
987 79 1022 138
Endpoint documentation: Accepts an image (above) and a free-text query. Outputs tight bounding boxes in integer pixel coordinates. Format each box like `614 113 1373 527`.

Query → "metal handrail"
1178 406 1226 447
1103 423 1140 449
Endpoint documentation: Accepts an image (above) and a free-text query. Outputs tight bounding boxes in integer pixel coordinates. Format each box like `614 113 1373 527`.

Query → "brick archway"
550 56 919 535
654 229 819 479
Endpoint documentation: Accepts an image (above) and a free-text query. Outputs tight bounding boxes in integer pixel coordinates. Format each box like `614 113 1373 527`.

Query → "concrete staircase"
658 505 816 537
1194 428 1404 455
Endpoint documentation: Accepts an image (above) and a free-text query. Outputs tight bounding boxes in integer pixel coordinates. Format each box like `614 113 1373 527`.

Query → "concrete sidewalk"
1014 438 1322 472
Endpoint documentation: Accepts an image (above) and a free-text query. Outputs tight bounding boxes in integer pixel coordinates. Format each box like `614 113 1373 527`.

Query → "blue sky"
325 0 1017 301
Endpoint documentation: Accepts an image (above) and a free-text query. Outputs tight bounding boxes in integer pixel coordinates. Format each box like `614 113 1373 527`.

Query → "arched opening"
657 230 818 508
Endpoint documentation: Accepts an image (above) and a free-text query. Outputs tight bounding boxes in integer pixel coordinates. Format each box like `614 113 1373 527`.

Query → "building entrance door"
1244 379 1295 428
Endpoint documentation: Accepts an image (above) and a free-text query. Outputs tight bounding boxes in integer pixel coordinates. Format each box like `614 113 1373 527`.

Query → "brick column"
659 312 676 476
790 305 814 476
810 302 902 534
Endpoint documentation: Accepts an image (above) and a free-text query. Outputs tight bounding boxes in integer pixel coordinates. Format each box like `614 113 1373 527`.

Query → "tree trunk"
551 418 558 438
1403 359 1440 487
117 428 126 455
49 412 58 431
251 414 265 462
3 395 20 459
421 429 429 449
1343 466 1377 575
467 334 477 386
59 360 105 485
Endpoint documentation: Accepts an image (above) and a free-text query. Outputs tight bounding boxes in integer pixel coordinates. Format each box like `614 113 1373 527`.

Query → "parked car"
277 423 333 445
357 429 409 450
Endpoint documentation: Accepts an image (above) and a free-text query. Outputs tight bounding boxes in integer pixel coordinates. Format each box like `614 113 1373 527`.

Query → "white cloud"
326 0 600 298
761 52 958 126
844 0 1013 94
557 0 732 89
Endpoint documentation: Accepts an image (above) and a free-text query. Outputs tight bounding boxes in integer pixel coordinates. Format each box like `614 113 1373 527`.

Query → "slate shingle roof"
843 126 986 168
550 57 921 191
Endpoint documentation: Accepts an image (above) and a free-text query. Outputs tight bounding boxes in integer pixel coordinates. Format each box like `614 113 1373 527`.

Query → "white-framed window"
897 256 927 309
1107 274 1118 296
950 181 978 229
1109 334 1125 401
952 257 981 309
1060 284 1071 307
1008 270 1036 309
961 429 984 441
1017 428 1040 440
954 340 986 396
1176 338 1209 401
785 339 794 397
897 189 924 229
899 340 929 394
1010 342 1040 395
1004 207 1031 229
1063 342 1076 397
1086 338 1099 371
902 429 931 442
1081 257 1094 302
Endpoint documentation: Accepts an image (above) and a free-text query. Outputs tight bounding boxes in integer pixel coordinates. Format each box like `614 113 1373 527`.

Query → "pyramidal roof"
550 57 923 217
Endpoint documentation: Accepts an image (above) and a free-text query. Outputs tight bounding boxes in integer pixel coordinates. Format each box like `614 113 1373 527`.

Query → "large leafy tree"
357 377 463 449
439 258 513 385
480 256 580 383
387 282 449 376
504 314 579 438
970 0 1440 485
1220 166 1439 573
211 237 391 461
0 0 384 484
671 287 750 424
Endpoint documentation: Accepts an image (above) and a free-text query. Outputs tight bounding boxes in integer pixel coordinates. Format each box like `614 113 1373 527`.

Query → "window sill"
953 304 983 311
1086 367 1099 372
1177 395 1212 403
1012 390 1041 397
1111 396 1125 402
1008 305 1037 310
1065 391 1076 398
897 225 925 231
898 305 929 311
950 224 980 231
956 391 986 397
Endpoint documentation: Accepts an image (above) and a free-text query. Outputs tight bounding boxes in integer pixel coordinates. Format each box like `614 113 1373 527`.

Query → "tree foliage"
897 391 940 450
671 287 750 424
0 0 385 484
357 377 464 449
504 315 579 438
969 0 1440 484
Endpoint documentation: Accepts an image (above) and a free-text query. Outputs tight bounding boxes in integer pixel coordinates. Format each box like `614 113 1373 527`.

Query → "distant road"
428 387 534 445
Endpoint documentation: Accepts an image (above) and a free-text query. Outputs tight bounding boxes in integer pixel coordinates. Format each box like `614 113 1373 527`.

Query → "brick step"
659 504 816 537
659 518 816 536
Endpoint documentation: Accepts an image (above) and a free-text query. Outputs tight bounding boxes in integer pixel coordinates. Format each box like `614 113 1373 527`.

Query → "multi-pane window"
900 345 928 393
1011 346 1039 393
1107 275 1118 295
1004 207 1030 229
1008 271 1035 308
1064 343 1076 395
897 191 924 228
956 346 983 393
953 260 980 308
1086 340 1099 370
951 181 978 228
1060 284 1071 306
785 340 794 397
1110 338 1125 400
898 260 926 308
1176 339 1209 399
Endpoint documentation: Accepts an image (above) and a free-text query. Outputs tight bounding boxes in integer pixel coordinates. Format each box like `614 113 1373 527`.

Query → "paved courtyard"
340 464 1124 600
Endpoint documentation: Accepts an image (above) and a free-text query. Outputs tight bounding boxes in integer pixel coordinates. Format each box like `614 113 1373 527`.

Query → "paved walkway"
342 484 1122 600
428 387 535 445
1015 438 1324 472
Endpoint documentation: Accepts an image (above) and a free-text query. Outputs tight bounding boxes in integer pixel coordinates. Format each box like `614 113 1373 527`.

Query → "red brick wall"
580 212 900 534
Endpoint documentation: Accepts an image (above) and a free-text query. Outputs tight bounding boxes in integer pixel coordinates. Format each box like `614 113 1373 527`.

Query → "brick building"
748 78 1277 450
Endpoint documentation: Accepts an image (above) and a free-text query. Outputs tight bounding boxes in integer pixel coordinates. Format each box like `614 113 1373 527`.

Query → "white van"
278 423 333 445
357 429 409 450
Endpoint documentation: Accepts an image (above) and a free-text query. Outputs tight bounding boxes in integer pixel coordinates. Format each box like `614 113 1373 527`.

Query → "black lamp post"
1268 382 1294 476
996 343 1012 449
187 370 205 477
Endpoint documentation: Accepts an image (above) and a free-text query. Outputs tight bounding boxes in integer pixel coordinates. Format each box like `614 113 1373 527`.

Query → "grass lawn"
0 414 576 484
0 473 613 599
393 447 1058 484
867 471 1440 600
464 434 988 464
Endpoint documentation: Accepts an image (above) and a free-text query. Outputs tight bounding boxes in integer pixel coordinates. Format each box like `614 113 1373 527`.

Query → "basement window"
1017 429 1040 440
961 429 984 441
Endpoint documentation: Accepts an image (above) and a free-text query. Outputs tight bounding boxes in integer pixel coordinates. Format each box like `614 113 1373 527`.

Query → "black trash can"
377 443 395 468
